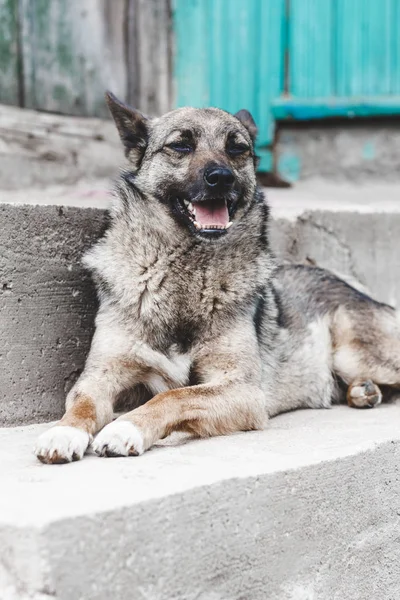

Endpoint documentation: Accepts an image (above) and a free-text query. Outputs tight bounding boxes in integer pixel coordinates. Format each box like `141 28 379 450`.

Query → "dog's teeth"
226 222 233 229
193 222 231 231
188 202 194 212
183 200 189 207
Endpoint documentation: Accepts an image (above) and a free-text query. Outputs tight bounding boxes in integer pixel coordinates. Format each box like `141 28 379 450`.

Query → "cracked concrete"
1 180 400 426
268 181 400 307
278 210 400 306
298 214 364 284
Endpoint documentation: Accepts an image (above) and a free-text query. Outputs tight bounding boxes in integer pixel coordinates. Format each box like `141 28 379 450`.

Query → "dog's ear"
234 109 257 142
106 91 149 170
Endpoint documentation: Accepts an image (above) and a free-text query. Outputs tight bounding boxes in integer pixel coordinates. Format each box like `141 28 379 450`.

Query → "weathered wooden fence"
0 0 172 117
2 0 400 175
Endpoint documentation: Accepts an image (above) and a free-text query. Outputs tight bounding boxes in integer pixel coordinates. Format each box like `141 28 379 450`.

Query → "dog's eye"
166 142 193 154
227 143 250 157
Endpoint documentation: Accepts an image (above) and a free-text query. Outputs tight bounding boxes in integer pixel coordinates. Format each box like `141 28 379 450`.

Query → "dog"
35 92 400 464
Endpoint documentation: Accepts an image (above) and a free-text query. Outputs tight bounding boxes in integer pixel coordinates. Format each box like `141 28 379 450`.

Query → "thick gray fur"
35 100 400 464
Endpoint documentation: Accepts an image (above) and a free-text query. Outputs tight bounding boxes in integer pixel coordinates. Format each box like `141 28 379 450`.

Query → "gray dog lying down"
36 93 400 463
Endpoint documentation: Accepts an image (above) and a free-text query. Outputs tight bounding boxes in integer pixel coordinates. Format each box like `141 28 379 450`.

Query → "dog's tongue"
194 200 229 228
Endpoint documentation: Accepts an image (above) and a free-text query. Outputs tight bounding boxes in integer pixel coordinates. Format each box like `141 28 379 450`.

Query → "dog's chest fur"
85 201 271 355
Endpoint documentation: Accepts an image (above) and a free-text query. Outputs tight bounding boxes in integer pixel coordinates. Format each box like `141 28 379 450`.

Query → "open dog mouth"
177 198 233 233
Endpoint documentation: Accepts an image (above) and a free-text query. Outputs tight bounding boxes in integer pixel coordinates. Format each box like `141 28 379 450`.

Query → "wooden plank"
174 0 210 107
19 0 128 117
335 0 399 97
173 0 285 172
0 103 121 188
289 0 333 98
257 0 286 170
390 0 400 94
0 0 20 106
272 96 400 120
126 0 172 115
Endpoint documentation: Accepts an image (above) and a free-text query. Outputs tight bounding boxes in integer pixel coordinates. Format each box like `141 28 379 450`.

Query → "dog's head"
106 92 258 239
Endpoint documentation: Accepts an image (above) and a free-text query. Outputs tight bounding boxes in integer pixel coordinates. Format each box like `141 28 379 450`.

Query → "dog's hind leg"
332 306 400 409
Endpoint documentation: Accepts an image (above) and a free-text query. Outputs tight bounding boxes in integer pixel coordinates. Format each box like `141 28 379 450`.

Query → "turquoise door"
173 0 400 174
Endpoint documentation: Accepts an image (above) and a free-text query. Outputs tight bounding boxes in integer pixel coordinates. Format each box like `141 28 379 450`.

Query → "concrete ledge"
269 181 400 308
2 405 400 600
0 105 121 189
1 181 400 426
275 121 400 183
0 197 105 426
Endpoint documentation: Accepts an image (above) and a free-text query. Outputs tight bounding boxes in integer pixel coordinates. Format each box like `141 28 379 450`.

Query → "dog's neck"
84 176 274 322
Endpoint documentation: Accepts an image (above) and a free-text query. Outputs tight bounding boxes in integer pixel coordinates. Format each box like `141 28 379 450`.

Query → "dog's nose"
204 167 234 189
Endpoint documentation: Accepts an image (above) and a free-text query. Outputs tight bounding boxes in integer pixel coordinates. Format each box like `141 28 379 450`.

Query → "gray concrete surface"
1 405 400 600
276 121 400 183
0 105 122 189
268 181 400 309
1 180 400 426
0 197 105 426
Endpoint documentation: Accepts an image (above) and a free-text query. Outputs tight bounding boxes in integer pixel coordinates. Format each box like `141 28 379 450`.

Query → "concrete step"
276 120 400 184
0 105 121 189
0 183 108 427
1 180 400 427
2 405 400 600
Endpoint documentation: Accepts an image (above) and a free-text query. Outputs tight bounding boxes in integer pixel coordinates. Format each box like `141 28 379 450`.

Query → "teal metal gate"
173 0 400 172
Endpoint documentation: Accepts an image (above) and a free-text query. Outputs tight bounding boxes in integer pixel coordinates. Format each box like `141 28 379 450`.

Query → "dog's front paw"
35 426 90 464
92 420 145 457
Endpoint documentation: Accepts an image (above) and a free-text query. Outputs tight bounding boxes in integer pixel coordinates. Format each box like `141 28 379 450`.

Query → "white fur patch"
333 345 361 382
35 426 90 463
168 347 192 386
307 318 333 363
92 420 144 457
349 385 365 399
146 372 170 394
